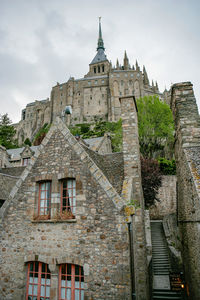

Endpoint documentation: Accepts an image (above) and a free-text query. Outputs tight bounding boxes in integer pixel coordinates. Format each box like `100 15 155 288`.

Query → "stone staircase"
151 221 182 300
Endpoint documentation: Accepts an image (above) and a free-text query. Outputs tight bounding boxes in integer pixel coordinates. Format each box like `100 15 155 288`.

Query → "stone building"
170 82 200 300
0 96 149 300
14 19 162 144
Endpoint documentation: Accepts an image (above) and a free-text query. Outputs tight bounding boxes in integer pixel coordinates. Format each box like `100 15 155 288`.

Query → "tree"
141 157 162 208
136 95 174 158
0 114 18 149
24 138 32 146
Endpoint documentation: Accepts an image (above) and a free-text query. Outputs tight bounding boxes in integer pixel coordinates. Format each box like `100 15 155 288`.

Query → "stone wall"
120 96 149 300
0 119 130 300
171 82 200 300
149 175 177 220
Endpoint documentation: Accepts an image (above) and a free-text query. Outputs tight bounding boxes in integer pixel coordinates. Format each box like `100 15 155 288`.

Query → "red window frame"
60 179 76 214
59 264 84 300
38 181 51 217
23 157 30 166
26 261 51 300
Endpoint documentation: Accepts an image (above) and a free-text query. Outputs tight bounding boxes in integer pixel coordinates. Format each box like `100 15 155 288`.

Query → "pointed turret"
123 50 129 70
143 66 149 85
136 60 140 71
116 59 119 69
155 81 159 91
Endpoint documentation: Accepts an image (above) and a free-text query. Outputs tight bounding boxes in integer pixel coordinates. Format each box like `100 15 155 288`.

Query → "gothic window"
26 261 51 300
22 110 26 120
23 157 30 166
61 179 76 215
98 66 100 73
129 80 133 86
59 264 84 300
94 67 96 74
102 65 104 72
38 181 51 218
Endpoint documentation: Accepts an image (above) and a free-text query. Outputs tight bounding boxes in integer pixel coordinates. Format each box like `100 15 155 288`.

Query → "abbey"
15 19 162 144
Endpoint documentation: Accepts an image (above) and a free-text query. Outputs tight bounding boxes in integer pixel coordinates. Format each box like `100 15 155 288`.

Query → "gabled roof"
0 117 125 220
82 145 124 195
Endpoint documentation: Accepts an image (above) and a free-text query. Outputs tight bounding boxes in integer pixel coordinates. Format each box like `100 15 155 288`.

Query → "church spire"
97 17 105 51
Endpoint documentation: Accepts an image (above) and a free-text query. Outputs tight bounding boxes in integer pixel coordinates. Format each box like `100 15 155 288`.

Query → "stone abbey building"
15 19 163 144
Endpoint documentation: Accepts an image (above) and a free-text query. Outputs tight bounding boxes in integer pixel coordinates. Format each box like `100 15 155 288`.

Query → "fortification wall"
149 175 177 220
171 82 200 300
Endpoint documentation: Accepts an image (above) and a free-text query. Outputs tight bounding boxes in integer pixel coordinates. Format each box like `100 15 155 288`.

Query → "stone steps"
153 289 182 300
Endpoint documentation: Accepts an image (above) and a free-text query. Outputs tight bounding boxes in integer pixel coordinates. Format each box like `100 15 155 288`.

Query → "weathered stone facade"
14 21 162 144
171 82 200 300
149 175 177 220
0 96 149 300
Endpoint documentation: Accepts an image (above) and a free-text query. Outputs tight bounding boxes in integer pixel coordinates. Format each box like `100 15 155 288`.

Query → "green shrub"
33 123 51 145
158 157 176 175
24 138 31 146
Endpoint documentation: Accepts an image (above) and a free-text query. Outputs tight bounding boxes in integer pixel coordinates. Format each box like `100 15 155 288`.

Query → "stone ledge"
31 219 77 223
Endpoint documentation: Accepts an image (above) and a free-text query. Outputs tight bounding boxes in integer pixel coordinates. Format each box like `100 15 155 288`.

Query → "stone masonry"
149 175 177 220
120 96 149 300
0 118 129 300
171 82 200 300
0 95 150 300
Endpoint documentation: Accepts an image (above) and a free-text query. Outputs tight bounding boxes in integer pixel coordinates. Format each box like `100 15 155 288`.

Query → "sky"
0 0 200 123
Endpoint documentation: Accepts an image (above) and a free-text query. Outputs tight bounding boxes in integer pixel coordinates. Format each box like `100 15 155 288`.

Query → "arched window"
59 264 84 300
94 67 96 74
102 65 104 72
26 261 51 300
98 66 100 73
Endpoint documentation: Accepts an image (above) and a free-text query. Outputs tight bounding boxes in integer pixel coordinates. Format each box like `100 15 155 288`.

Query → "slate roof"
90 49 108 65
84 137 104 148
82 145 124 195
0 166 26 177
0 168 25 201
7 146 39 160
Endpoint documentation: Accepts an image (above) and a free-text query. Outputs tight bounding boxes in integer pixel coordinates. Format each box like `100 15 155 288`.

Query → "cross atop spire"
97 17 105 51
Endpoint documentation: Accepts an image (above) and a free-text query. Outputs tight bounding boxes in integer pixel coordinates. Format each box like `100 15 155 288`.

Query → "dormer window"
23 157 30 166
94 67 96 74
98 66 100 73
102 65 104 72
